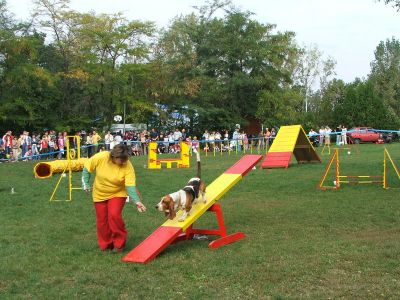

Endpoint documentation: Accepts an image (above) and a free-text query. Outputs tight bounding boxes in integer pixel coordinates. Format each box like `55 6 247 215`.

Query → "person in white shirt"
173 128 182 143
215 131 222 151
324 126 331 146
104 131 114 150
308 129 317 146
319 127 325 146
341 126 347 145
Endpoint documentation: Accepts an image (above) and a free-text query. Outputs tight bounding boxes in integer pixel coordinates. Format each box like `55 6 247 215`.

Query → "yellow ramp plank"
162 173 242 230
269 125 301 152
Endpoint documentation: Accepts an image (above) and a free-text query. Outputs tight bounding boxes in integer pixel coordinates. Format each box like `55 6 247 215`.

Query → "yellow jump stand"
318 148 399 190
148 141 190 169
49 136 84 201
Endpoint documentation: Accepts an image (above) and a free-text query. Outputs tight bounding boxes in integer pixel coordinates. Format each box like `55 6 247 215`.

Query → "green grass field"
1 144 400 299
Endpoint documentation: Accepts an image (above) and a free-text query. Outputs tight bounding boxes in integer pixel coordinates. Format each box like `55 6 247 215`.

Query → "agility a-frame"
261 125 321 168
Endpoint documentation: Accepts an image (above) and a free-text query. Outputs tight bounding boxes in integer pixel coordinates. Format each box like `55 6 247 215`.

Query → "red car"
347 127 383 144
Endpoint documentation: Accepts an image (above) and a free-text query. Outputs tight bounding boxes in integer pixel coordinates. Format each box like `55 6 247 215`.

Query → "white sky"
7 0 400 83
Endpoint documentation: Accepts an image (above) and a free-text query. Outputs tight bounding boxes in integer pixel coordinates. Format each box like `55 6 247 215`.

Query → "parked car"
347 127 384 144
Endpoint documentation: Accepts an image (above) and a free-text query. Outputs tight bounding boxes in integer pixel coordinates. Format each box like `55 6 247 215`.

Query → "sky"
6 0 400 83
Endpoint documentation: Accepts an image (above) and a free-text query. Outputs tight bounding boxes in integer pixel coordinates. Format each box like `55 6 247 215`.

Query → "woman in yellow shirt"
82 144 146 253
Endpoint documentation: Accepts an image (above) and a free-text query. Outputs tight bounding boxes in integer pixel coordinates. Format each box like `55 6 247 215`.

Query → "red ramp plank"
261 152 292 169
122 226 182 263
225 155 263 176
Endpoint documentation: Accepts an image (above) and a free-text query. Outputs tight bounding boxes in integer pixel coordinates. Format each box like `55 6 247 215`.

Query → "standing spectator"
336 125 342 145
270 128 277 146
181 128 187 140
319 126 325 146
191 136 199 153
17 134 24 157
232 128 241 151
157 131 165 154
341 126 347 145
202 130 210 151
163 133 170 153
92 130 101 154
257 131 264 148
48 138 55 159
150 128 159 142
12 135 20 161
104 131 113 151
308 129 318 146
173 128 182 144
264 128 271 148
57 133 65 159
168 132 174 153
86 132 93 158
21 131 28 157
2 131 13 157
40 135 49 159
215 131 222 150
31 134 40 160
209 131 215 151
324 126 332 146
223 130 229 147
140 131 147 155
114 132 123 146
243 132 248 151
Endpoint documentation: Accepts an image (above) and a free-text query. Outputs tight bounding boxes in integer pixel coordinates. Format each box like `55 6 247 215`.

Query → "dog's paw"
178 217 186 222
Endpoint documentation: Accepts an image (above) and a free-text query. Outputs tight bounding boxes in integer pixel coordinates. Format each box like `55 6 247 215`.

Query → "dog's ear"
168 198 176 220
185 193 192 212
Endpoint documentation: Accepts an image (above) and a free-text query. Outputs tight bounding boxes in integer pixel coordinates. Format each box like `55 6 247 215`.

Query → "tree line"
0 0 399 135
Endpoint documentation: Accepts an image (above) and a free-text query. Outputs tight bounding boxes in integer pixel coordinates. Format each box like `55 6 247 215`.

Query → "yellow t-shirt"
92 133 101 145
84 151 136 202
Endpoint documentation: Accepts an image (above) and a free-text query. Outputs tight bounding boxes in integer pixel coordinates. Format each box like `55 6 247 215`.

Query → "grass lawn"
0 144 399 299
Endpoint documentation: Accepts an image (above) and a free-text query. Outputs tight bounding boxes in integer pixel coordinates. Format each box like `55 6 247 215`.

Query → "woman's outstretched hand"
136 202 147 213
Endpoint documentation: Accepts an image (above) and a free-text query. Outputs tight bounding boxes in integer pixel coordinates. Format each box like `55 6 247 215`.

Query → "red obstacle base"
174 203 245 249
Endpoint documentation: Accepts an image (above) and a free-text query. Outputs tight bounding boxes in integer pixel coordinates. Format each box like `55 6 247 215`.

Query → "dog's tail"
194 148 201 178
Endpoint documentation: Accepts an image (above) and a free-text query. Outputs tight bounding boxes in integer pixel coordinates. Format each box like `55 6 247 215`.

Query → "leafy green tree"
0 31 59 132
369 38 400 127
333 79 389 128
316 79 346 127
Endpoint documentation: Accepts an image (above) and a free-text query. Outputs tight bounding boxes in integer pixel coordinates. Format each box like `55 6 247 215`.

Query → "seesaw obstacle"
122 154 263 263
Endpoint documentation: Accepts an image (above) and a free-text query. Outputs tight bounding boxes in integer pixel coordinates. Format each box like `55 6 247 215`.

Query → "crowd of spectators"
0 127 280 162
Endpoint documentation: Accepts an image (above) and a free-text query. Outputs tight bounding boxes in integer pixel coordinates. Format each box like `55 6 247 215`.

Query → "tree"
292 44 336 113
369 38 400 126
155 3 299 132
379 0 400 10
333 79 389 128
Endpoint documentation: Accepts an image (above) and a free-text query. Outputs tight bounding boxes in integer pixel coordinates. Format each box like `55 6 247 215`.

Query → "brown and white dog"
155 150 207 221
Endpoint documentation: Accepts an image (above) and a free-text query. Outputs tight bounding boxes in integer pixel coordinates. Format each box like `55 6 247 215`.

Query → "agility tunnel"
122 154 263 264
33 158 88 179
262 125 321 168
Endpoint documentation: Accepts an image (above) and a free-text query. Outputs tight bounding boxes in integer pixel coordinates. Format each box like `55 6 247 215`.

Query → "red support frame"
175 203 245 249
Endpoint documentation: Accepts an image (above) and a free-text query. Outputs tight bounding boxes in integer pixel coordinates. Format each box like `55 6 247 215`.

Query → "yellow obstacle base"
148 141 189 169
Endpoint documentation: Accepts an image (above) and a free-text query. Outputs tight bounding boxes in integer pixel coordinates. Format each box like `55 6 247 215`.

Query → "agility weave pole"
122 154 263 264
318 148 399 190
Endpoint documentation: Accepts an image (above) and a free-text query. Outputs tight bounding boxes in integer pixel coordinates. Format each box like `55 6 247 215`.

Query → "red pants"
94 197 127 250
